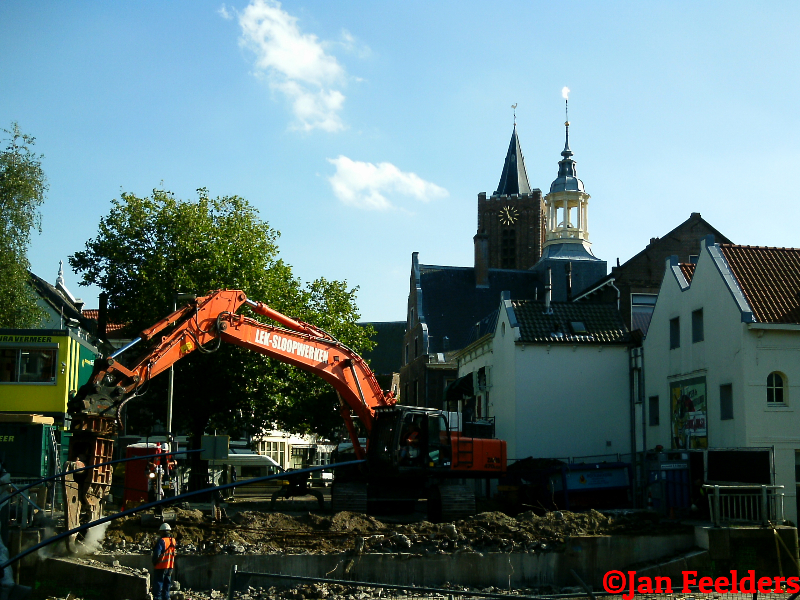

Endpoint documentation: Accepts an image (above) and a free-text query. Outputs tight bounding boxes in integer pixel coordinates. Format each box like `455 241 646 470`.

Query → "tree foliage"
0 123 47 327
70 189 373 446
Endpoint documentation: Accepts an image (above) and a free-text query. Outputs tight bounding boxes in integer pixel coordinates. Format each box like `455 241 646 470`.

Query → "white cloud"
327 156 449 211
239 0 347 132
218 4 233 20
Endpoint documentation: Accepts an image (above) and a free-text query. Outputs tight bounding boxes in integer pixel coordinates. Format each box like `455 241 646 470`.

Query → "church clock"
499 205 519 226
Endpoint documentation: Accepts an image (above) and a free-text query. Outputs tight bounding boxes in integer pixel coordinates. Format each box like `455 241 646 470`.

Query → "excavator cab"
368 407 452 474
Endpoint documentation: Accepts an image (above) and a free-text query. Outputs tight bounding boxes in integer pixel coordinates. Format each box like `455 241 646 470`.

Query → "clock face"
499 205 519 226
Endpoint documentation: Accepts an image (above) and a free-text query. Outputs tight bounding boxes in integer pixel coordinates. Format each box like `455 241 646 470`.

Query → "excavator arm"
70 290 395 459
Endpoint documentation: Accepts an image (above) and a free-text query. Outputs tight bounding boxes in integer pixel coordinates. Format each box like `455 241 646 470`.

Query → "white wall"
644 242 800 523
459 301 631 463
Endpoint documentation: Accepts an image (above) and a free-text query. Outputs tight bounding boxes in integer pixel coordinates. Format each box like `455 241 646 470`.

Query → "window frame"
0 346 59 385
720 383 733 420
648 396 659 426
669 317 680 349
692 309 704 343
767 372 787 405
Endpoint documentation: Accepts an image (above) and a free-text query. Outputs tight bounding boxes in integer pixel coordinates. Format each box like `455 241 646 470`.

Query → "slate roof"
679 263 696 283
358 321 405 375
494 125 532 196
720 244 800 324
418 265 539 353
511 300 630 344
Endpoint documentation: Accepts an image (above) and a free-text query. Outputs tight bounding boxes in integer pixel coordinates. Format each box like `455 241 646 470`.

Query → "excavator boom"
70 290 395 459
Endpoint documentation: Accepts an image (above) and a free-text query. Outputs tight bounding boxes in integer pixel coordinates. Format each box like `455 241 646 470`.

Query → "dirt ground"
101 506 692 556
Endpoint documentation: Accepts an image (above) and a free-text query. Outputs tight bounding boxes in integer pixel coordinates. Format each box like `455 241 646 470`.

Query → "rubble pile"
101 507 691 557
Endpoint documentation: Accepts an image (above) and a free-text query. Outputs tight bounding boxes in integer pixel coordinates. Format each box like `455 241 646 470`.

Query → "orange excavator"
67 290 506 524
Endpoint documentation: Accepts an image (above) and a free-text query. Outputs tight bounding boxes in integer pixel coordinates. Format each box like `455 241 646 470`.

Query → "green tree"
0 123 47 327
70 189 372 475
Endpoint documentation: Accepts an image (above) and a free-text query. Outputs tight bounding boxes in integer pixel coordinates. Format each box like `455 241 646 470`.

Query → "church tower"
475 124 545 275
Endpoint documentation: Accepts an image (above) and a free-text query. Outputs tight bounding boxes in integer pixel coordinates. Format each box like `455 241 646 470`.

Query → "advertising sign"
670 376 707 449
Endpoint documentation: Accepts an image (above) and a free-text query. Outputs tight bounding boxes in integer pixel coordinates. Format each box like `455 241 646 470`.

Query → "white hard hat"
159 523 172 531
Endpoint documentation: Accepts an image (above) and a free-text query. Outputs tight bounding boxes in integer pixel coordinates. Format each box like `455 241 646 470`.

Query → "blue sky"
3 2 799 322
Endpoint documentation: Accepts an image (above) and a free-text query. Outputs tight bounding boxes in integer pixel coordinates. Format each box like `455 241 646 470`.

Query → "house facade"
643 236 800 523
455 292 631 462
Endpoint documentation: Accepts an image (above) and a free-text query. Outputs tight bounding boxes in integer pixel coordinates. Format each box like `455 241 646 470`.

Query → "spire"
549 106 584 194
56 260 65 288
494 124 532 196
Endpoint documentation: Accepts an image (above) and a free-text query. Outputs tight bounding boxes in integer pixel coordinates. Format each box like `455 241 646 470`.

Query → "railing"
704 484 785 526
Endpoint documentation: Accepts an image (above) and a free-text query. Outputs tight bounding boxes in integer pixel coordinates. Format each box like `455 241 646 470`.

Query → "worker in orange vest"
151 522 177 600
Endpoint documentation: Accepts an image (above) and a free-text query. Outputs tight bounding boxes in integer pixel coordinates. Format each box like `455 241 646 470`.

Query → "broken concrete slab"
32 557 150 600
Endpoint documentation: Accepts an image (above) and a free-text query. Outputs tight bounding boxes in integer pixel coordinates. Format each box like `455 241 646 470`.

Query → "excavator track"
429 483 475 523
331 482 367 513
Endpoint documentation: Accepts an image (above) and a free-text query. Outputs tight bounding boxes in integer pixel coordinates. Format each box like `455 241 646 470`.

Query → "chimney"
565 262 572 302
545 268 552 313
474 232 489 288
98 292 108 340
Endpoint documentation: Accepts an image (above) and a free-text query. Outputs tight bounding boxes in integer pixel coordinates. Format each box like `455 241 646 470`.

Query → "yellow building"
0 329 99 421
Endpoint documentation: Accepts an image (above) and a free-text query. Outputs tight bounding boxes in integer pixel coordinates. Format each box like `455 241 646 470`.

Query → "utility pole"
167 293 196 448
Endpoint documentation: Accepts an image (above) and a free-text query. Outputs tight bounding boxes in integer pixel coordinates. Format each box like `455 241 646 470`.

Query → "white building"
254 430 334 471
454 291 632 463
643 235 800 523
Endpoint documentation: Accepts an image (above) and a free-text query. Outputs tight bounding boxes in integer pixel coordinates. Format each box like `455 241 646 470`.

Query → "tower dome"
549 121 585 193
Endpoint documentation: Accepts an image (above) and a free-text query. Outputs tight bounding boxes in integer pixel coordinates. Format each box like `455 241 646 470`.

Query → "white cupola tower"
543 98 592 254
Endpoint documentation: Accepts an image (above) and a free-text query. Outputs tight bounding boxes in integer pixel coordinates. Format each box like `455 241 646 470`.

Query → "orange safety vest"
155 537 176 570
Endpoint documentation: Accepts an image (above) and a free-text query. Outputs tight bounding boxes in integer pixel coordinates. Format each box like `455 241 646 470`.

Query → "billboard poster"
670 376 707 449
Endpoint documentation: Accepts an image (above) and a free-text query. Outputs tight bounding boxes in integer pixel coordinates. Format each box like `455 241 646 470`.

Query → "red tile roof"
679 263 696 283
81 309 129 335
720 244 800 324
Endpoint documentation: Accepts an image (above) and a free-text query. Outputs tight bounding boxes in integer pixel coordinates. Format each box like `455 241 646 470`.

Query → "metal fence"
704 484 785 526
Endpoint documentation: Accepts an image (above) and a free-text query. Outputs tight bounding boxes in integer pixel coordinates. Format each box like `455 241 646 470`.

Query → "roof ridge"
721 243 800 252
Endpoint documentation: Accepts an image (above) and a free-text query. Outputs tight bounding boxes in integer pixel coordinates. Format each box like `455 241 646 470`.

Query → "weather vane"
511 103 517 125
561 87 570 126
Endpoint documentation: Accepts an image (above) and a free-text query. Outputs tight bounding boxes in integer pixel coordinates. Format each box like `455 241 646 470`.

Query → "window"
669 317 680 349
0 347 57 383
720 384 733 420
767 372 786 404
501 229 516 269
648 396 659 426
414 337 419 358
405 343 409 365
631 293 658 334
692 309 704 343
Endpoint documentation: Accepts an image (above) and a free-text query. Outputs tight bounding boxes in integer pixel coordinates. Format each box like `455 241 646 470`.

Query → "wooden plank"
0 413 55 425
